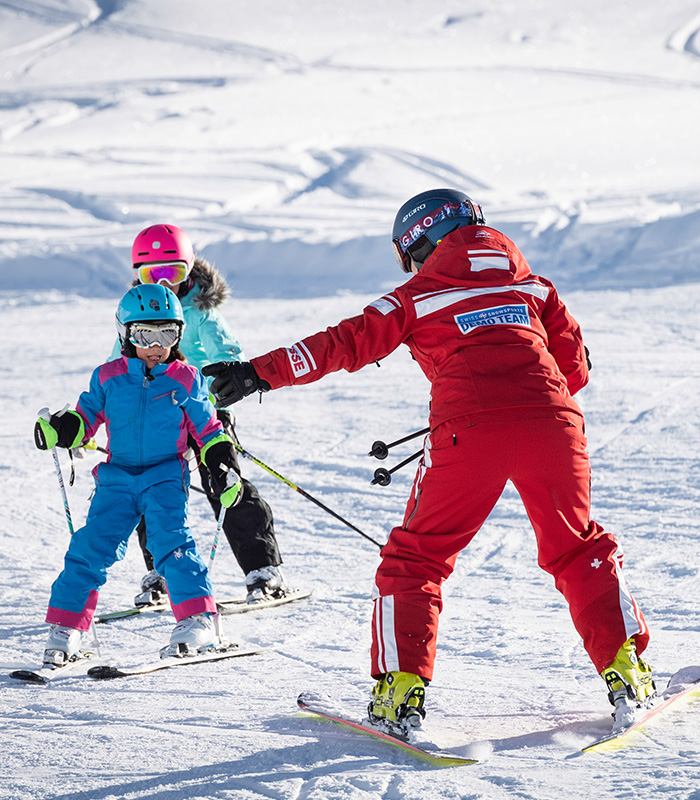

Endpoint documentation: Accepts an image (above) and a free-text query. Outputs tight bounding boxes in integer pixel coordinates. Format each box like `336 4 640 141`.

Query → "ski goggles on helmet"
136 261 190 286
392 201 485 273
128 322 181 349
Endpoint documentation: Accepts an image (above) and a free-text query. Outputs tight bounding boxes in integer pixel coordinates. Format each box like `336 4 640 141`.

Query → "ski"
583 666 700 754
87 642 261 679
297 692 477 767
95 600 170 623
94 588 311 623
10 653 93 685
217 588 311 615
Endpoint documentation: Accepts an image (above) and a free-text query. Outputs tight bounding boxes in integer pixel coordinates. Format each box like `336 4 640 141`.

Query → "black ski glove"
34 409 85 450
201 437 243 508
202 361 271 407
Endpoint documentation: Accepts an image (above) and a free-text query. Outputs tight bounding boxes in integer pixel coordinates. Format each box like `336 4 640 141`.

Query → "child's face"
135 345 171 369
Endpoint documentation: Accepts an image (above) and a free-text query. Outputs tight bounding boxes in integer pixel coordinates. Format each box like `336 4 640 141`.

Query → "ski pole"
207 466 241 574
84 439 384 549
38 408 101 655
368 427 430 460
234 442 384 550
208 503 227 574
38 407 75 535
371 448 423 486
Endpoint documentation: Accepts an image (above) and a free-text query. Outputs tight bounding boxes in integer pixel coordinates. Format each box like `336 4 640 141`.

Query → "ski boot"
601 637 656 727
245 566 287 604
367 671 428 739
134 569 167 608
160 613 225 658
43 625 83 667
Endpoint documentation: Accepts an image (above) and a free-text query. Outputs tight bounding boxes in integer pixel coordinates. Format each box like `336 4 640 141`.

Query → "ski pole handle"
39 403 70 423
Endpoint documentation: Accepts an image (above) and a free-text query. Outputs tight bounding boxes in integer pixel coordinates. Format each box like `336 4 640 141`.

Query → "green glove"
34 409 85 451
201 435 243 508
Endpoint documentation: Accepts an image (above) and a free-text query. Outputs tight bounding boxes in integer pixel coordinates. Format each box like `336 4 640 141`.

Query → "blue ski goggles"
128 322 181 349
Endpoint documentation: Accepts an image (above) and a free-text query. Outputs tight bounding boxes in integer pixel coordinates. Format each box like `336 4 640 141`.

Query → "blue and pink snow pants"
46 458 216 631
371 410 650 680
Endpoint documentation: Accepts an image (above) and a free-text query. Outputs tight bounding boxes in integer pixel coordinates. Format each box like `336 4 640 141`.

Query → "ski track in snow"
667 10 700 60
1 1 700 301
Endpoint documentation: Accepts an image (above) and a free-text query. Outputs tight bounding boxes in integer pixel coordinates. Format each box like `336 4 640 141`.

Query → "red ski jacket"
251 226 589 430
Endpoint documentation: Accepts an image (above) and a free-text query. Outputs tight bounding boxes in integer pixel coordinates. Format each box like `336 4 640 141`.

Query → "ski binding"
583 666 700 753
10 652 93 684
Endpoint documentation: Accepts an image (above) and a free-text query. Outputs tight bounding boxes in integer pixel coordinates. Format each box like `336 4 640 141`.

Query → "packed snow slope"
0 0 699 296
1 2 700 799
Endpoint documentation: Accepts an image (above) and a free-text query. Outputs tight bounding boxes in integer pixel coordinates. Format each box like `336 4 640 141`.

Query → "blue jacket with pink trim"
76 356 222 469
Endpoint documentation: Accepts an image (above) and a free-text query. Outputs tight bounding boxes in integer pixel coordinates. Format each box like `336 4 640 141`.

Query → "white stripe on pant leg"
375 595 399 674
372 588 385 672
612 547 647 640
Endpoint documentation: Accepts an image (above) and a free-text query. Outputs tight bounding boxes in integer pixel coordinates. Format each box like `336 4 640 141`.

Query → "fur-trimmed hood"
188 257 230 310
130 256 230 310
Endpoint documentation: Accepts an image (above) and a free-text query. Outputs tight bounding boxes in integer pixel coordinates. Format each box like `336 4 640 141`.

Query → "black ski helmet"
392 188 485 272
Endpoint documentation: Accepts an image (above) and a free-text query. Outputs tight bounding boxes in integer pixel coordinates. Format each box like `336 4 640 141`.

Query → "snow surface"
1 1 700 798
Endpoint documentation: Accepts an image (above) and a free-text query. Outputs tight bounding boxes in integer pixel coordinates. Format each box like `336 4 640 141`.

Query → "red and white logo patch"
285 343 316 377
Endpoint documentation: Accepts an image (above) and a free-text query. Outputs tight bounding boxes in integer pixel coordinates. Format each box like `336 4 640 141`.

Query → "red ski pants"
371 412 649 680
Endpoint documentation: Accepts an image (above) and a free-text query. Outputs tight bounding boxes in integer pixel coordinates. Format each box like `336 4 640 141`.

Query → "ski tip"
9 670 48 684
87 665 125 680
297 690 333 711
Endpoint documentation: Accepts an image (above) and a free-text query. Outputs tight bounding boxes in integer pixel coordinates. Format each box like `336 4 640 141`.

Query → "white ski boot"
160 613 225 658
43 625 83 667
245 566 288 604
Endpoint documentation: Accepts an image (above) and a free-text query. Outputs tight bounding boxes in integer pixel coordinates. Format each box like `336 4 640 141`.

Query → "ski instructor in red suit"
203 189 655 737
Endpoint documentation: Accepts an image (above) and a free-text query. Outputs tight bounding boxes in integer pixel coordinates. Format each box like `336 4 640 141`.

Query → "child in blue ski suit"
119 224 287 607
35 284 241 665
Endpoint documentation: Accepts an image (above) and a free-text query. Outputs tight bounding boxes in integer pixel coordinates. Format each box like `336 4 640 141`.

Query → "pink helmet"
131 224 195 268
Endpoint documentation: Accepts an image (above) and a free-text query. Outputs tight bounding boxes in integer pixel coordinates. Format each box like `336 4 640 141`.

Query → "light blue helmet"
115 284 184 345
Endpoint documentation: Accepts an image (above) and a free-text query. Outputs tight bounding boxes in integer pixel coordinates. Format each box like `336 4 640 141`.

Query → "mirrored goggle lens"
137 262 189 285
129 324 180 349
392 238 412 273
